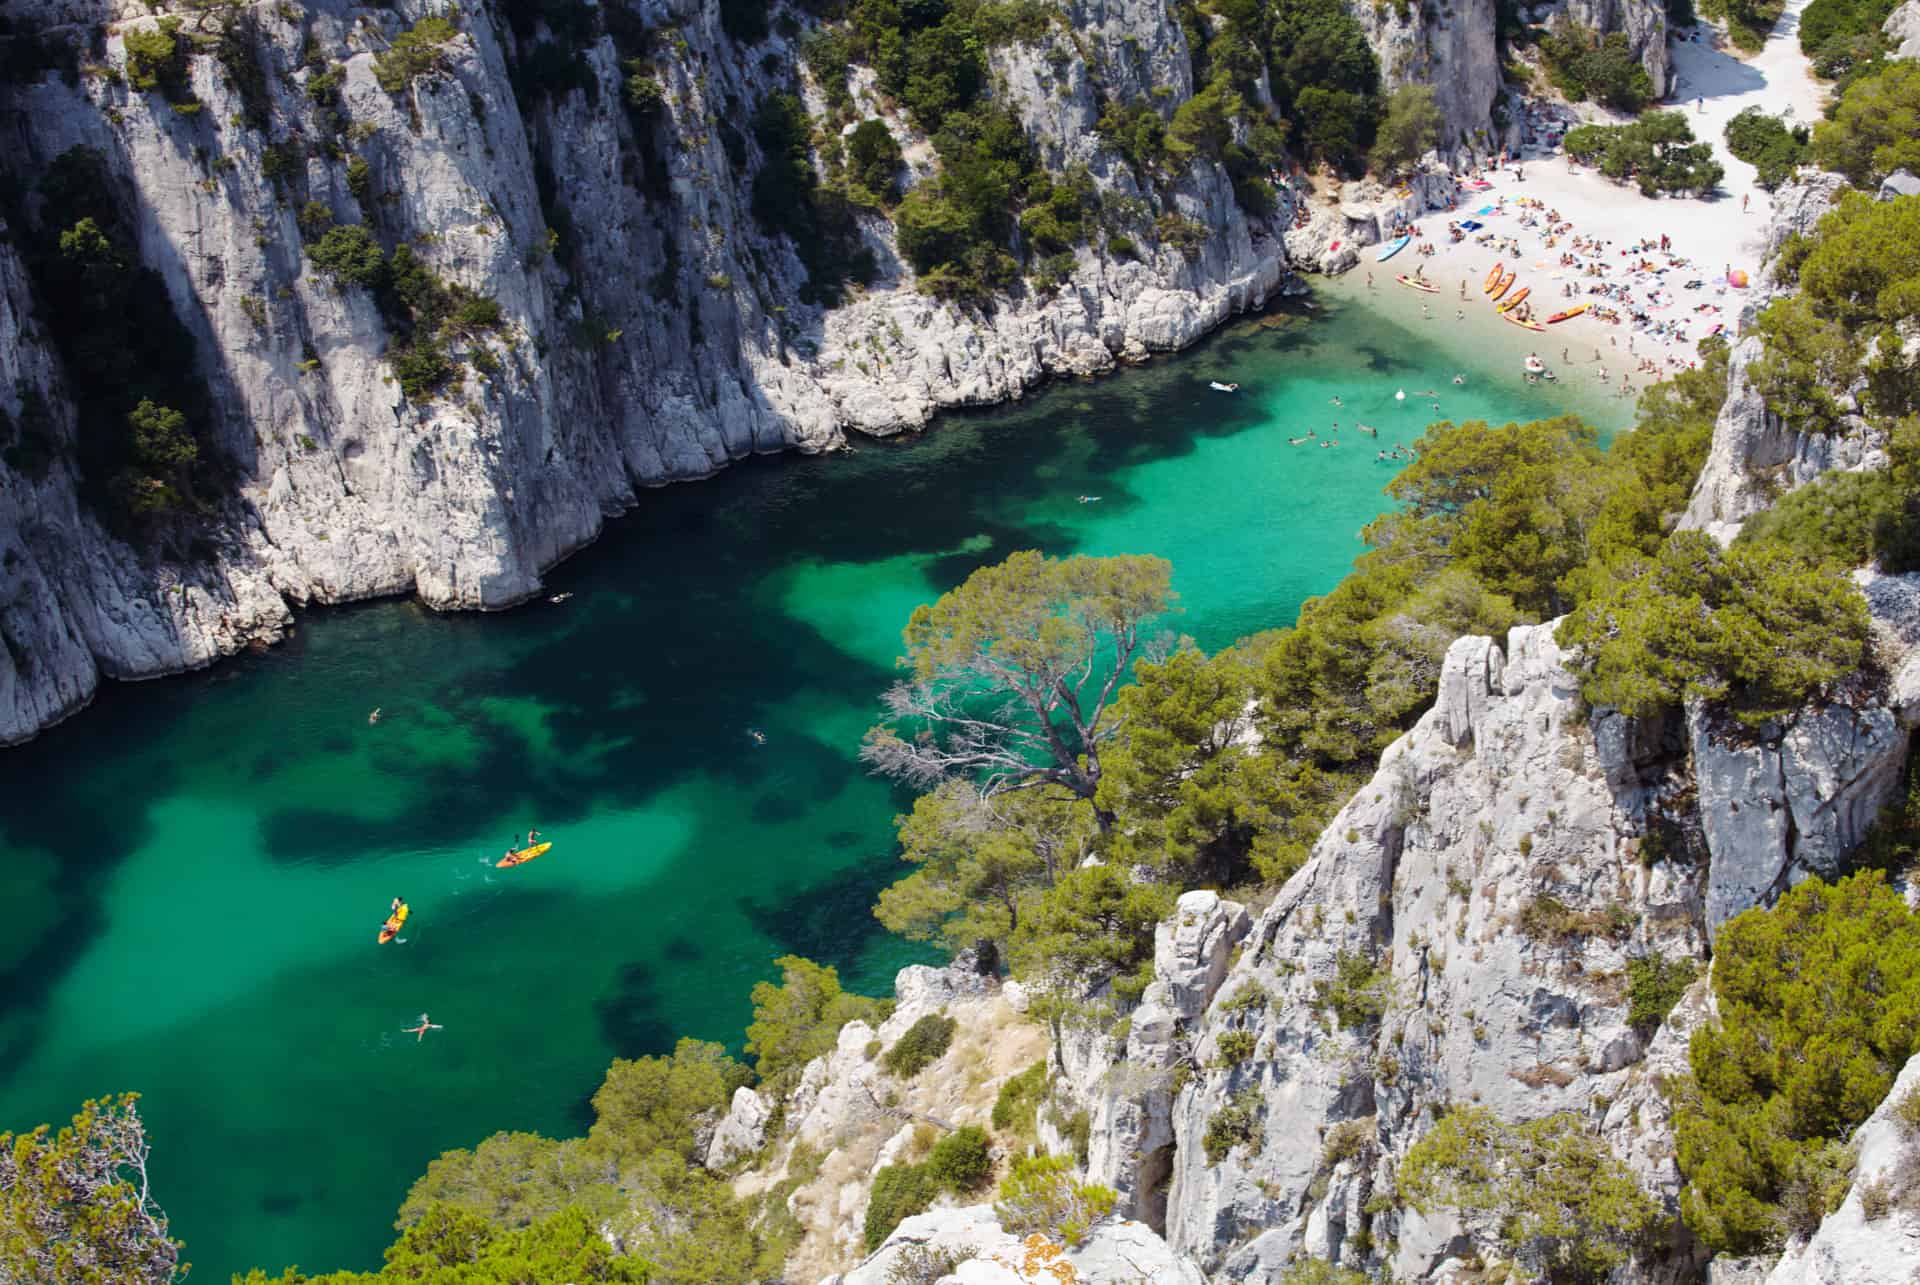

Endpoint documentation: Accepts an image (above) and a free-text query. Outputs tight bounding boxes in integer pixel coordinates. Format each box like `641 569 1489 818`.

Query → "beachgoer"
404 1014 443 1043
1741 193 1749 213
526 829 541 848
391 896 407 917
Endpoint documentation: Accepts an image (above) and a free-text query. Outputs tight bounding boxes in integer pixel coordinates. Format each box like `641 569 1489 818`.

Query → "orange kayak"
1482 265 1502 294
1504 314 1546 332
497 841 553 869
1546 304 1589 324
1497 286 1530 314
377 904 409 945
1490 268 1516 302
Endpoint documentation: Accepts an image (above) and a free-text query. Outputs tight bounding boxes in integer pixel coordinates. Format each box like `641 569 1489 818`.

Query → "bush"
1699 0 1786 50
1314 951 1390 1030
1202 1087 1263 1164
1556 531 1871 725
992 1061 1049 1140
746 955 891 1083
1215 1030 1258 1067
375 15 459 94
1674 871 1920 1253
1400 1107 1660 1279
1322 1117 1377 1167
1517 895 1634 943
864 1163 940 1250
883 1013 957 1078
307 223 386 287
1723 107 1809 189
1626 954 1697 1033
1539 23 1655 111
993 1154 1116 1246
123 18 194 105
751 92 877 306
1811 60 1920 186
847 118 903 203
1563 112 1723 196
926 1125 993 1191
1369 84 1443 177
1798 0 1900 59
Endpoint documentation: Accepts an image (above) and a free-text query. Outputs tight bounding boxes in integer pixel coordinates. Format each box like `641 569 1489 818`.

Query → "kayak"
497 841 553 869
1482 265 1502 294
1497 286 1531 314
1546 304 1589 324
377 904 410 945
1377 235 1411 262
1396 274 1438 293
1490 269 1516 302
1504 314 1546 332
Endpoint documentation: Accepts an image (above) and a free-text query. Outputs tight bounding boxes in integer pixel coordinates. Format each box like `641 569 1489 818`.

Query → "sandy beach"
1342 0 1825 392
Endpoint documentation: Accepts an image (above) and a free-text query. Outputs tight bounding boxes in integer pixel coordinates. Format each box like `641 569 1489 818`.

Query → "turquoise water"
0 291 1622 1278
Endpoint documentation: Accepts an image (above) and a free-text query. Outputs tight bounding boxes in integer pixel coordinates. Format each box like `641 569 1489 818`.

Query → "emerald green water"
0 291 1622 1279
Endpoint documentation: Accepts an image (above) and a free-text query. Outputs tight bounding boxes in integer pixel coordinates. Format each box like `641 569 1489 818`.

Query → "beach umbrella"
1727 268 1750 288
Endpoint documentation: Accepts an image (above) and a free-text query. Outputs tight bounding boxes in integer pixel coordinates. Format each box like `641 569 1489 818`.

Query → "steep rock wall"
0 0 1292 745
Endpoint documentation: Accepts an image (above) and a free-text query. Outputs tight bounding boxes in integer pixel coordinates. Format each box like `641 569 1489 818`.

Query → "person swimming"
1077 495 1101 504
403 1013 443 1043
1452 374 1465 385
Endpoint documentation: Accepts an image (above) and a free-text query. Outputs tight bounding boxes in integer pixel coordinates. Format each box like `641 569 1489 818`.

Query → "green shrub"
992 1061 1049 1140
1202 1087 1263 1164
1215 1030 1258 1067
1626 954 1697 1033
1539 23 1655 111
1723 107 1810 189
1563 112 1722 196
847 119 903 203
993 1154 1116 1246
1674 871 1920 1253
750 92 877 306
1812 60 1920 186
1798 0 1898 58
1322 1117 1376 1167
864 1163 940 1250
884 1013 958 1078
1517 895 1634 943
1369 84 1443 178
1313 951 1389 1030
746 955 891 1084
374 15 459 94
1557 531 1871 725
124 18 194 105
1400 1107 1660 1279
1698 0 1786 50
926 1125 993 1191
307 223 386 287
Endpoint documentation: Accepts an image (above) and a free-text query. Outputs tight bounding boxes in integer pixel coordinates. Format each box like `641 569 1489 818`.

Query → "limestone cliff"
0 0 1678 745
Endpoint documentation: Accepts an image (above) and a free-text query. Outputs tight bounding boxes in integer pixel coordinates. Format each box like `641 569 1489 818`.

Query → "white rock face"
705 1085 772 1169
1150 624 1711 1279
1762 1052 1920 1285
1887 0 1920 58
837 1205 1208 1285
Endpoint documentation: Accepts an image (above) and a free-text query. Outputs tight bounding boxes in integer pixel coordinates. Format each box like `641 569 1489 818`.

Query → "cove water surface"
0 291 1623 1278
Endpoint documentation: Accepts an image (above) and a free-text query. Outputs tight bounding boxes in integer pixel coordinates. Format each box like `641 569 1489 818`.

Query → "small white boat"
1394 388 1407 401
1209 381 1239 392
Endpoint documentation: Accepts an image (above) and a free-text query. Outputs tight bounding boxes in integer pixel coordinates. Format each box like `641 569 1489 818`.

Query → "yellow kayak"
377 903 410 944
497 841 553 869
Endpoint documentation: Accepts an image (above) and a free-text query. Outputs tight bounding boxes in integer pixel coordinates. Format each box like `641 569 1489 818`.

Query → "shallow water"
0 289 1624 1278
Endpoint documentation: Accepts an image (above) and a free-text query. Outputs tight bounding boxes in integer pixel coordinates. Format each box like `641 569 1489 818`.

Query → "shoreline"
1309 270 1642 428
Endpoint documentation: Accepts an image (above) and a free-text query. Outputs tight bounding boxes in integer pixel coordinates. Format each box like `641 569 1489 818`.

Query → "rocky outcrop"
1689 689 1911 938
1678 177 1878 544
1887 0 1920 59
831 1205 1208 1285
1549 0 1670 98
1145 624 1710 1280
1762 1051 1920 1285
1352 0 1502 147
706 1086 773 1169
733 956 1044 1283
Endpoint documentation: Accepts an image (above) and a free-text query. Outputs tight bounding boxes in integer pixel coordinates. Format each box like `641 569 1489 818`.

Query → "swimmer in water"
1453 374 1465 385
404 1014 443 1043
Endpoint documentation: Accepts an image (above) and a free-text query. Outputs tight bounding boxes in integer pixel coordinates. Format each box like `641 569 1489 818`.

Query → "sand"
1341 0 1826 393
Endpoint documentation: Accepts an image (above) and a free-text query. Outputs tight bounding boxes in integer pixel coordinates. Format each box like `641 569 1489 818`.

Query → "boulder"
705 1086 772 1169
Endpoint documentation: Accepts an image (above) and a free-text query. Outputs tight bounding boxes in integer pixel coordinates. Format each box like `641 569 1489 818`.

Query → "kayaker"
390 896 407 917
525 828 541 848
